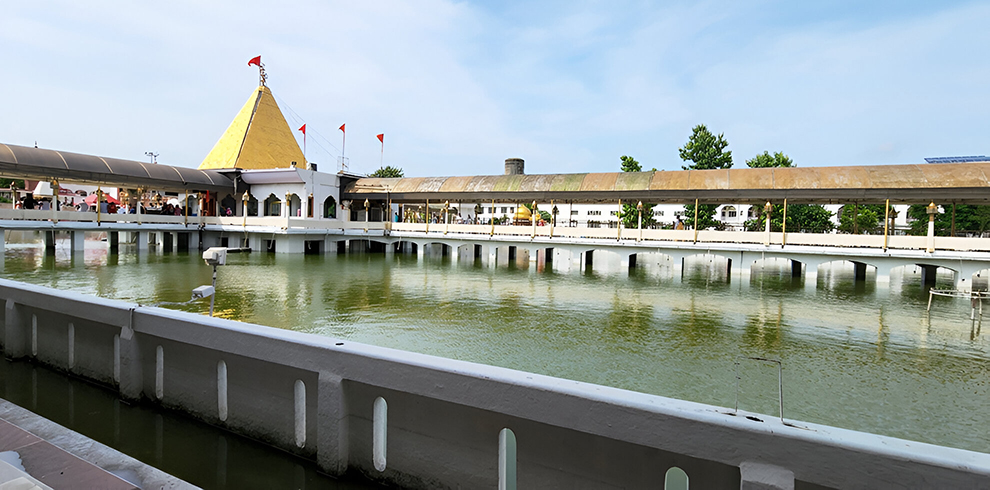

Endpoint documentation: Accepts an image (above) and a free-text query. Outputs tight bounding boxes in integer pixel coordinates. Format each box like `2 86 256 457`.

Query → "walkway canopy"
343 161 990 204
0 143 234 193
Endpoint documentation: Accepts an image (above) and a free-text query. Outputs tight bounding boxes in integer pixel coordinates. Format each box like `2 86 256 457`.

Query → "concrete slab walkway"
0 398 195 490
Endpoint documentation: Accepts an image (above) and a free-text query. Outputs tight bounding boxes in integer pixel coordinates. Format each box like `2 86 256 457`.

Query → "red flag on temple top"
298 124 306 134
376 134 384 144
248 55 261 67
339 123 345 133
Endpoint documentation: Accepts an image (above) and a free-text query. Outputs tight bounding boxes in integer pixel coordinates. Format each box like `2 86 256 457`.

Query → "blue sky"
2 1 987 177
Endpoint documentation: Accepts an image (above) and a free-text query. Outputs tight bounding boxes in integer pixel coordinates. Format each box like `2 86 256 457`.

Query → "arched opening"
323 196 337 219
721 205 737 220
246 195 258 217
264 194 281 217
288 194 302 217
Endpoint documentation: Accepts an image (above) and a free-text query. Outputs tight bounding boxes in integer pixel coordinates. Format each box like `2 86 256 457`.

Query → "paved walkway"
0 399 195 490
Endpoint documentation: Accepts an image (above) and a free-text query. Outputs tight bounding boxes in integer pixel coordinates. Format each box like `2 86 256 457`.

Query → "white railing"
4 208 990 252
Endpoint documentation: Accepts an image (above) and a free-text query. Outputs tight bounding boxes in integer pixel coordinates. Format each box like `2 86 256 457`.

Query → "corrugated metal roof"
343 162 990 204
0 143 233 192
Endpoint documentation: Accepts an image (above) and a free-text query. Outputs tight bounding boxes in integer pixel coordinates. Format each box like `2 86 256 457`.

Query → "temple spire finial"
248 55 267 87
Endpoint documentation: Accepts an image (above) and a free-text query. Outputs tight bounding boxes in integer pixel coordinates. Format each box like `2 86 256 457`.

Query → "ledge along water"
2 233 988 457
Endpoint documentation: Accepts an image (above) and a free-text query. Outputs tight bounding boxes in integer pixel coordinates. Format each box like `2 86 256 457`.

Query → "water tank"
505 158 525 175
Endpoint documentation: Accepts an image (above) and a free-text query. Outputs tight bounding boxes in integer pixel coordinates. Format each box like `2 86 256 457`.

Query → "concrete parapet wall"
0 279 988 488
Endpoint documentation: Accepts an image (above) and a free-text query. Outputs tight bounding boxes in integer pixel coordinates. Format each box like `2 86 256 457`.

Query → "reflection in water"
2 239 989 454
0 358 378 489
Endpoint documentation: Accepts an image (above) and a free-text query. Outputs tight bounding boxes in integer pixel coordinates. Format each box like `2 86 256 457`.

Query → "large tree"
745 204 834 233
679 124 732 170
679 125 732 230
838 204 884 234
369 166 404 178
746 151 793 168
617 155 657 228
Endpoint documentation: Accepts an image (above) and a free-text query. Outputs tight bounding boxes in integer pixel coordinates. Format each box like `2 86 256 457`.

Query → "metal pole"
96 186 102 226
617 199 622 241
426 199 430 233
549 199 555 238
883 199 890 251
209 264 217 317
184 191 189 227
692 198 699 243
781 198 787 248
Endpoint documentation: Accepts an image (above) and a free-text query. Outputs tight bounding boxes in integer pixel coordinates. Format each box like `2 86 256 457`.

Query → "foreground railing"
0 279 987 488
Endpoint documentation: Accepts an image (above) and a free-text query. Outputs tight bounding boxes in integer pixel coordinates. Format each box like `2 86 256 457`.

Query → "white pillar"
70 230 85 253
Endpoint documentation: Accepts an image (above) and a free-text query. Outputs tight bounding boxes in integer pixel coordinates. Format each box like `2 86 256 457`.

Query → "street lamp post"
926 201 938 253
242 191 250 227
364 198 370 232
764 201 773 246
531 201 538 238
637 201 643 242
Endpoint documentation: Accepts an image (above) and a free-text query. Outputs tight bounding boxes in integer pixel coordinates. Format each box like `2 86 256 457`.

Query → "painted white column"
70 230 85 253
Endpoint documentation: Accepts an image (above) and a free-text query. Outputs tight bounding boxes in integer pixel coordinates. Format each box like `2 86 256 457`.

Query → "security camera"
203 247 227 266
191 285 215 299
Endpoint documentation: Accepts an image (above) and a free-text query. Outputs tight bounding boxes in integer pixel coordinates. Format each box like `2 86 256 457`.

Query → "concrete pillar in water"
920 264 939 289
955 264 983 292
0 230 4 256
417 243 425 260
853 261 867 281
384 241 395 255
450 245 460 261
487 245 497 267
45 230 56 254
109 231 119 254
70 231 85 254
136 231 149 252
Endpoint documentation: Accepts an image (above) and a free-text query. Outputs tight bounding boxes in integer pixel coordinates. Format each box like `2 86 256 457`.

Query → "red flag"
298 124 306 134
248 55 261 67
377 134 384 144
339 123 345 133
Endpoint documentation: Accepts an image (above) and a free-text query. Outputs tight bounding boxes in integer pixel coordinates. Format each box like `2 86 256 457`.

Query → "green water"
3 237 988 455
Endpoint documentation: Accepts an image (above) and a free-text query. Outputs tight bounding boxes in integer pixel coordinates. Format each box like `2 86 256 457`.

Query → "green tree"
838 204 883 234
679 124 733 170
369 166 404 178
0 178 25 190
746 151 793 168
745 204 833 233
679 124 732 230
906 203 952 236
616 155 657 228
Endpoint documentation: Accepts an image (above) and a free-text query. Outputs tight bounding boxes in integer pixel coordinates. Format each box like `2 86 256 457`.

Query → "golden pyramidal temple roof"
199 86 306 170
